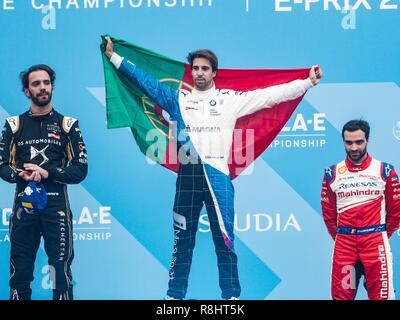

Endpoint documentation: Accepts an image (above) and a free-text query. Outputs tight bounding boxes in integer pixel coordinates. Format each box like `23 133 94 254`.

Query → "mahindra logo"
337 189 380 198
378 245 388 299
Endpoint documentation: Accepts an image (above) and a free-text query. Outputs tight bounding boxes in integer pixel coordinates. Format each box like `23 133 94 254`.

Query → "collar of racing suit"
191 84 217 99
345 154 372 172
28 108 54 121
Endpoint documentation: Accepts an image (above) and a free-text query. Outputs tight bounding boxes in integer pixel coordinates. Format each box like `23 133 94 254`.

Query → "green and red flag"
101 35 309 179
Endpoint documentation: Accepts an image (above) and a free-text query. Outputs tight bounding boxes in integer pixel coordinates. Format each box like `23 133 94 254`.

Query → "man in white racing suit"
104 37 323 299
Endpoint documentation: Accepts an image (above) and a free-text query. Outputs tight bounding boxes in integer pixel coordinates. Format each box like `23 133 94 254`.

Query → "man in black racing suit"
0 64 88 300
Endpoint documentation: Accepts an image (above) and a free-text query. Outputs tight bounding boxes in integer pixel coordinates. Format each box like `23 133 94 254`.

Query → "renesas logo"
337 182 380 198
338 181 378 190
199 212 301 233
0 206 113 243
270 113 327 149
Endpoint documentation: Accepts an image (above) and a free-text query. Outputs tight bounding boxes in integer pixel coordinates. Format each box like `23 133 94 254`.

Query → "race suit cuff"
9 170 24 184
110 52 123 69
304 78 314 89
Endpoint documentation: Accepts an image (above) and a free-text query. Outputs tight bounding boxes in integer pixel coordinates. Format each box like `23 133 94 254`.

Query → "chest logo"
47 123 61 133
338 166 347 174
48 132 61 140
209 100 217 107
30 145 49 166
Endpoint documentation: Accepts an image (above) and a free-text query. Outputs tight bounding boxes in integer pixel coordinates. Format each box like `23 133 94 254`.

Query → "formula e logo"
272 113 327 149
30 145 49 166
8 117 16 127
67 118 74 127
385 164 392 178
282 113 326 132
325 167 333 178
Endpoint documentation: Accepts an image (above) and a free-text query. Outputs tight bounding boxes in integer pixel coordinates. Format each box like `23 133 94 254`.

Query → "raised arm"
234 66 323 119
104 36 179 118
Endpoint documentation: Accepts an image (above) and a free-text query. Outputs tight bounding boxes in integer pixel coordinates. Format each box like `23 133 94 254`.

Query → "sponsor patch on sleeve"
62 116 77 134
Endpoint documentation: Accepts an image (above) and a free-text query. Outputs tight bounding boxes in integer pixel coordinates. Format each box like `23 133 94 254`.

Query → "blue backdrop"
0 0 399 299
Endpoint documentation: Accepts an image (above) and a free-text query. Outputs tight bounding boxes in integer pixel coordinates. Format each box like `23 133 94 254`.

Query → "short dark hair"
187 49 218 72
342 119 370 140
20 64 56 92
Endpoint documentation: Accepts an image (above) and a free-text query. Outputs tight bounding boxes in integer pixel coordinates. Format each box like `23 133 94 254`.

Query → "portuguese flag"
101 35 309 179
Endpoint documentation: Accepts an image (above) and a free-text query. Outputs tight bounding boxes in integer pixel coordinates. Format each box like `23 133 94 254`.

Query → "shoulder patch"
6 116 19 134
381 162 393 180
62 116 78 134
324 165 336 184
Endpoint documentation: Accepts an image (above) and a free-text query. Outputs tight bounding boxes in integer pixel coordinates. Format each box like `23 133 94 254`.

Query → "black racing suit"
0 109 88 300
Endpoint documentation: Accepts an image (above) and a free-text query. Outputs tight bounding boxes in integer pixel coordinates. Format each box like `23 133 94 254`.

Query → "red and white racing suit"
321 155 400 300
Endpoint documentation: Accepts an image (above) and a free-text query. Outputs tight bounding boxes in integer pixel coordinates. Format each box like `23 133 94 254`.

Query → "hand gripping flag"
100 35 310 179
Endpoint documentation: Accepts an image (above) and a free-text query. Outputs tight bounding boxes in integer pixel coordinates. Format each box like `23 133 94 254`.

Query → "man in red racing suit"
321 119 400 300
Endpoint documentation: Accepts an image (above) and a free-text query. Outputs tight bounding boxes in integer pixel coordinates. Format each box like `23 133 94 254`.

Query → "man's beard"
29 89 52 107
194 78 212 91
347 147 367 163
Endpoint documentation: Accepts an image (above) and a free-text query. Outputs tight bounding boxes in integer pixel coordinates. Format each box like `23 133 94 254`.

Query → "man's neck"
30 104 52 115
348 153 368 166
195 81 215 92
